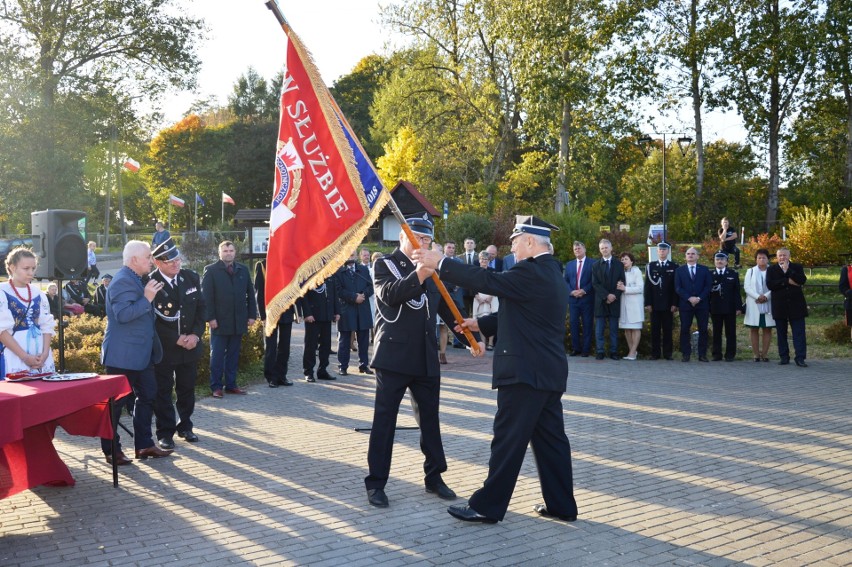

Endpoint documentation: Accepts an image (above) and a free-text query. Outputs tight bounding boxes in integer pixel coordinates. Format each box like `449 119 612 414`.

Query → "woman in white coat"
744 248 775 362
617 252 644 360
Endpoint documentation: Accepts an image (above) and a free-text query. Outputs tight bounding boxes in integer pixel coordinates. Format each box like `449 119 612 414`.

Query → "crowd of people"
2 213 850 526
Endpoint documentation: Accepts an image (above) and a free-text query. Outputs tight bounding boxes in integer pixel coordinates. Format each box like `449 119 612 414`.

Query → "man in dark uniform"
335 251 374 376
364 214 479 509
92 273 113 318
149 238 206 449
644 242 678 360
297 279 339 382
255 259 294 387
709 252 743 361
415 215 578 524
767 247 808 367
675 247 712 362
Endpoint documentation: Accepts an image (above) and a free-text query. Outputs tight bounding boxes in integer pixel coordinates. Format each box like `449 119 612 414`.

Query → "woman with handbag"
744 248 775 361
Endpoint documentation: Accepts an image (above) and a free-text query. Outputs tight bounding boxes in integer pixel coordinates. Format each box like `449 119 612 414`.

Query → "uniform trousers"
568 299 594 354
154 359 197 440
468 384 577 521
265 318 293 381
303 320 331 374
650 310 674 358
101 363 157 453
365 369 447 490
775 317 807 362
711 313 738 360
209 334 242 391
679 308 709 357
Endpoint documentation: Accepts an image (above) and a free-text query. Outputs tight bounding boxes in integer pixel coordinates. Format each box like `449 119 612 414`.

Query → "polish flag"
169 194 186 207
123 157 140 172
222 192 235 205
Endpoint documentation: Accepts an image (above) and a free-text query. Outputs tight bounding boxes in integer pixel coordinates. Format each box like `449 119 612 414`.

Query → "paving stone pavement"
1 327 851 566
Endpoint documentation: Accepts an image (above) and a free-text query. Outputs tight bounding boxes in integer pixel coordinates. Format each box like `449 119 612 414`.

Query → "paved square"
2 328 850 566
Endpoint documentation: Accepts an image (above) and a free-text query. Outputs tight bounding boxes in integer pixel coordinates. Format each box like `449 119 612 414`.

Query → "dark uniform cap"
510 215 560 239
152 237 180 261
100 274 113 280
405 213 434 237
714 252 728 260
657 242 671 249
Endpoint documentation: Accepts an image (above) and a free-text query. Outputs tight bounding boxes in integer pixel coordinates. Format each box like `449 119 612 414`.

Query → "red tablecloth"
0 375 131 499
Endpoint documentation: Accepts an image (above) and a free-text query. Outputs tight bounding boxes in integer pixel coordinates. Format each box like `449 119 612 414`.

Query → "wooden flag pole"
265 0 480 355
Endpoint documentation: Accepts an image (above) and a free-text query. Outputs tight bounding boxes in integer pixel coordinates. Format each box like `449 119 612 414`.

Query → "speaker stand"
56 278 66 373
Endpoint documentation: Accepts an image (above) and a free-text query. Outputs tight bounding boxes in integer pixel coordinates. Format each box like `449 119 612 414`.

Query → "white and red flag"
222 192 235 205
262 14 389 336
123 157 140 172
169 194 185 208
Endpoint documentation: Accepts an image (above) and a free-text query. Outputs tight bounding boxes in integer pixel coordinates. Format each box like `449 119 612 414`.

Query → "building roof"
389 180 440 217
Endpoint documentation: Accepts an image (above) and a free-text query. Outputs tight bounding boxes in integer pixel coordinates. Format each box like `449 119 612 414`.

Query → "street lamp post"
638 133 693 245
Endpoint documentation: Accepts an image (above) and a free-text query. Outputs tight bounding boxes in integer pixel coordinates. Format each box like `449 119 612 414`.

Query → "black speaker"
31 209 87 279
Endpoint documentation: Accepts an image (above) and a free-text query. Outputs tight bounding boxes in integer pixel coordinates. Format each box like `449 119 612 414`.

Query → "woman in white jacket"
744 248 775 362
618 252 644 360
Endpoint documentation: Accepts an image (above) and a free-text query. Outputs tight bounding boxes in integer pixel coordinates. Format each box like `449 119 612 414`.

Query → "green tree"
330 55 392 160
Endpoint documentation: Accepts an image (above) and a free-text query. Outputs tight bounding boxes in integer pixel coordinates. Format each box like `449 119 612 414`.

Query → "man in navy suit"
486 245 503 271
502 252 516 271
101 240 172 461
564 241 595 357
674 247 712 362
415 215 578 524
592 239 625 360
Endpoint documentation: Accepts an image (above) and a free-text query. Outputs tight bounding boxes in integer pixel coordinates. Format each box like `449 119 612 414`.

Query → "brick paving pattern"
2 326 850 566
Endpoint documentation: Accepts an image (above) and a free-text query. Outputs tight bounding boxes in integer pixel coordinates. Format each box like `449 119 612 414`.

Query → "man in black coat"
416 215 578 524
296 279 339 382
709 252 743 362
766 247 808 366
592 239 625 360
150 238 206 449
364 214 478 509
335 252 374 376
201 240 258 398
255 259 294 388
644 242 678 360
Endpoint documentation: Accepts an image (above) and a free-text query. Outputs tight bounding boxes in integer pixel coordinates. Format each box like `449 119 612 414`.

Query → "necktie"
605 259 610 275
468 253 473 265
226 264 234 276
576 260 582 290
690 265 695 280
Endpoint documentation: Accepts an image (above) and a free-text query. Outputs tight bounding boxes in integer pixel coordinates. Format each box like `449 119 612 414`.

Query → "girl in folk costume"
0 248 56 377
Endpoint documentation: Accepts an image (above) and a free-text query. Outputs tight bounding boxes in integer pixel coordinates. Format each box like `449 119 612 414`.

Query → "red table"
0 375 131 499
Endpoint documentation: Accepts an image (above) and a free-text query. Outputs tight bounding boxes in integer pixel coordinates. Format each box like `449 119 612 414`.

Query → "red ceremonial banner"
263 25 389 335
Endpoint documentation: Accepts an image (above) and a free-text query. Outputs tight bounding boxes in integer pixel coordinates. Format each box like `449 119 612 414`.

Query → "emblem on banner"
271 137 303 234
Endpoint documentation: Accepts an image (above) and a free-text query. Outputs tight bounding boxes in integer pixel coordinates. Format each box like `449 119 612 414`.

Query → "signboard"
252 226 270 254
646 224 665 245
599 225 611 232
78 217 87 240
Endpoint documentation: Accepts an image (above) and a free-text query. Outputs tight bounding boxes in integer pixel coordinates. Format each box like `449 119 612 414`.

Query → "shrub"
742 233 785 263
542 207 600 263
786 205 845 265
445 212 493 251
602 230 637 258
824 320 850 345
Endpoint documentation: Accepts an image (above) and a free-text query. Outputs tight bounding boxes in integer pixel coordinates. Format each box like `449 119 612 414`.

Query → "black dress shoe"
725 358 735 362
278 377 293 386
447 504 497 524
317 371 336 380
533 504 577 522
158 437 175 450
581 353 590 357
569 352 581 357
367 488 389 508
338 367 349 376
178 430 199 443
305 374 316 382
664 356 674 360
779 359 790 365
682 355 690 362
358 365 374 375
698 356 709 362
267 381 280 388
649 355 660 360
595 353 605 360
609 354 619 361
425 480 457 500
795 359 808 367
712 356 723 361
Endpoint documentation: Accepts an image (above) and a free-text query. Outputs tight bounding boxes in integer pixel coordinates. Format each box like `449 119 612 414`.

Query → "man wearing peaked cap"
150 237 206 448
644 242 678 360
364 212 480 509
709 251 742 362
414 214 579 524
